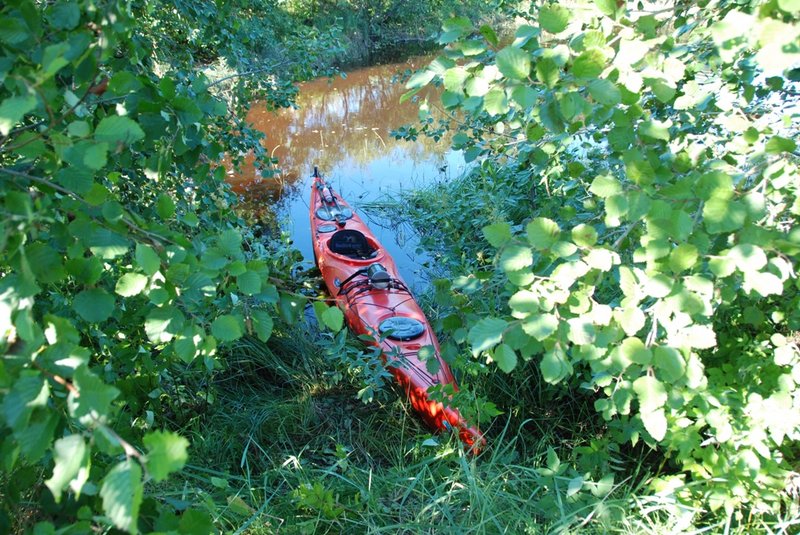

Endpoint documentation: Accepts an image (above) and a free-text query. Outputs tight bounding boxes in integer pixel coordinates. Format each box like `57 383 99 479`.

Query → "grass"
163 324 692 534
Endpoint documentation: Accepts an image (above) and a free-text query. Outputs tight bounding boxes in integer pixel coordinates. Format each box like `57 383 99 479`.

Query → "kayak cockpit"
328 229 379 260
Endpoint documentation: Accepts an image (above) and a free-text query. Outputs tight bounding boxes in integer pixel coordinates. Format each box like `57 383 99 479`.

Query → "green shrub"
403 0 800 523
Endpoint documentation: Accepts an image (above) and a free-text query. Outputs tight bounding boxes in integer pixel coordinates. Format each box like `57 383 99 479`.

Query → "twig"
0 168 174 246
207 60 290 89
612 220 639 250
96 420 143 460
32 361 79 396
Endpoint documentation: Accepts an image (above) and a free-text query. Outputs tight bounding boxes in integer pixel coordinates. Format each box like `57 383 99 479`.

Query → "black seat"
329 230 377 259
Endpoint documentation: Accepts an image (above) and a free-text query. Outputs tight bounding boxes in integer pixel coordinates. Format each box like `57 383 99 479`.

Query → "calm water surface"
229 57 466 290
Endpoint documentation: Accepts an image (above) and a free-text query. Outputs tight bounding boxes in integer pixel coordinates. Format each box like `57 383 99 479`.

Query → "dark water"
229 56 466 290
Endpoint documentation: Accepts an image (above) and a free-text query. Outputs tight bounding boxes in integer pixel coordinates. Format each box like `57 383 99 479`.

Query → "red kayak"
309 168 484 451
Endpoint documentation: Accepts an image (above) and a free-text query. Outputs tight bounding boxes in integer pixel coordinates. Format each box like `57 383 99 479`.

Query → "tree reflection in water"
229 55 466 288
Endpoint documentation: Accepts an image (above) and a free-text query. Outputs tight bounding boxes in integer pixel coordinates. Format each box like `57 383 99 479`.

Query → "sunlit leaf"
100 460 143 533
468 317 508 356
496 46 531 80
144 430 189 483
493 343 518 372
539 4 570 34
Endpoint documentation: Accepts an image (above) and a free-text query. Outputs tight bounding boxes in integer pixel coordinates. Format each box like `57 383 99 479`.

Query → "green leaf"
496 47 531 80
49 2 81 30
156 194 175 219
778 0 800 12
765 135 796 154
639 120 670 142
422 345 440 375
406 69 436 90
493 343 518 373
115 273 148 297
87 227 129 259
479 24 499 46
483 222 512 247
83 143 108 170
522 313 558 341
236 271 261 296
589 175 622 197
135 244 160 276
252 309 273 342
703 198 745 234
443 68 468 93
513 25 540 47
669 244 698 273
94 116 145 144
536 58 559 89
526 217 560 249
633 376 667 413
625 159 655 185
643 273 673 298
571 224 598 247
321 306 344 332
642 408 667 441
546 447 560 472
572 49 606 79
539 4 570 34
646 77 676 103
40 54 68 78
567 317 595 345
620 337 651 365
696 171 733 201
45 435 87 502
144 306 185 343
0 16 30 45
615 306 645 336
279 293 306 324
219 229 243 256
100 460 143 534
744 271 784 297
509 290 540 314
0 95 37 136
15 412 57 462
73 288 114 323
211 315 243 343
484 89 509 116
499 245 533 272
442 16 474 34
468 317 508 356
144 430 189 483
68 366 120 420
2 372 48 429
588 79 620 106
27 243 66 283
594 0 617 16
541 346 571 384
653 346 685 382
102 201 124 222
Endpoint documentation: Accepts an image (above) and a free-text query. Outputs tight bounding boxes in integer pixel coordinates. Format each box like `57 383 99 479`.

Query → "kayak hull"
309 174 483 450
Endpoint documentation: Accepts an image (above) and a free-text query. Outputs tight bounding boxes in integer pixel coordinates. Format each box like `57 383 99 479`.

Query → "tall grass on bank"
154 322 739 534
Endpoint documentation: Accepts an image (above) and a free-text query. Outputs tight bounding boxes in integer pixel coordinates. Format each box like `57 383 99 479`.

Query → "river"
228 56 466 290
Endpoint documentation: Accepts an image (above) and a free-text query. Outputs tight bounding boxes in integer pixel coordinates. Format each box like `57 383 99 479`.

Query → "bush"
403 0 800 522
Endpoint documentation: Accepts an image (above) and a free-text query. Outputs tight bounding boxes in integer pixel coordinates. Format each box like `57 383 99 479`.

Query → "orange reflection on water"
230 56 456 196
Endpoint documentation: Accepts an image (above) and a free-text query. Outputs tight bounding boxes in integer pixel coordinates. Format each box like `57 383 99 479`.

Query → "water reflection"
230 56 466 289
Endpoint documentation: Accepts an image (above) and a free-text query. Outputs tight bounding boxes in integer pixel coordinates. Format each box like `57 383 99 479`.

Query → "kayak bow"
309 168 484 451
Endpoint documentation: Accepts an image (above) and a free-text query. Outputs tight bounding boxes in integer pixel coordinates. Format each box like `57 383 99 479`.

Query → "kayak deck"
309 171 484 450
